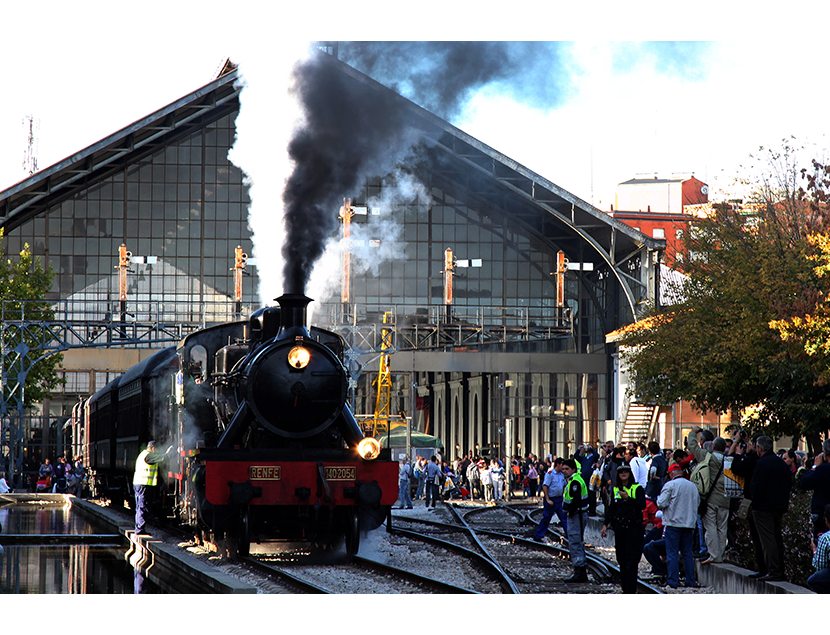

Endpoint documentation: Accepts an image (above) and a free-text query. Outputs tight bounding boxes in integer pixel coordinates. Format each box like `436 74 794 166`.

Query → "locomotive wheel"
344 508 360 556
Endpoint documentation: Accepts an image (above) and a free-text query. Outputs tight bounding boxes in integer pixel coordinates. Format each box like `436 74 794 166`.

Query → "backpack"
690 452 713 496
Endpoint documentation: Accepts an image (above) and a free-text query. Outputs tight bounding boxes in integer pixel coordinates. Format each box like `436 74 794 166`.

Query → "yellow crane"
371 312 394 437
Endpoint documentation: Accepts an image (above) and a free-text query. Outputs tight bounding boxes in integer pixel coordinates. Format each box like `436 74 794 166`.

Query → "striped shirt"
814 531 830 571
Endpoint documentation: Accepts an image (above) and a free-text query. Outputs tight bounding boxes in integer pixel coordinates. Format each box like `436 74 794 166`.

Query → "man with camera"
688 427 730 564
728 430 767 577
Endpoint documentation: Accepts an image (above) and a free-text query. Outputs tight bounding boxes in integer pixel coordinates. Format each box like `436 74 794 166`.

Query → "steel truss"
0 299 232 478
314 302 574 405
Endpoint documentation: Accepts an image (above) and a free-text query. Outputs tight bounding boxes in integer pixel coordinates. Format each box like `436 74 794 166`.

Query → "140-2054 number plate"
324 466 356 481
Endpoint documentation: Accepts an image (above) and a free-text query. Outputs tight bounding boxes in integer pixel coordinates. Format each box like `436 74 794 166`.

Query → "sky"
2 2 830 298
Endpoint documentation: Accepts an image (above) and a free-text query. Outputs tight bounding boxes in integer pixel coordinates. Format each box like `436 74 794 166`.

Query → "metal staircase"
619 402 659 445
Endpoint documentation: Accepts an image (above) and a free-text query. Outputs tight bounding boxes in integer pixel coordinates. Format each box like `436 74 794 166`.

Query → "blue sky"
2 3 828 213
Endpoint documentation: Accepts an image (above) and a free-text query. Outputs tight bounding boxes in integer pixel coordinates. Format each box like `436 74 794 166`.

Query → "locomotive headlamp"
357 436 381 460
287 345 311 369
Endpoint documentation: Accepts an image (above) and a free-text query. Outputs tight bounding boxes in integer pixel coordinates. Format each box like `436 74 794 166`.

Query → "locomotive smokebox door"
245 338 348 438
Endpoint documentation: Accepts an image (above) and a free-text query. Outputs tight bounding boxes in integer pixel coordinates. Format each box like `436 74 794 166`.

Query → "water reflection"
0 544 141 593
0 502 92 535
0 503 160 594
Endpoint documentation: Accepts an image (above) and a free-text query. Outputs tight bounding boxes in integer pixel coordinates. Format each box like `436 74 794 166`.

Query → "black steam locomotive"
75 294 397 556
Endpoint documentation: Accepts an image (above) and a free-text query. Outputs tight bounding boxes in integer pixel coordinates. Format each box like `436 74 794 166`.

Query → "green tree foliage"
0 229 64 406
770 161 830 386
618 142 830 451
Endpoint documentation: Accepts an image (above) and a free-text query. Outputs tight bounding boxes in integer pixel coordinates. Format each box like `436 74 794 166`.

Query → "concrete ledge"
69 497 135 532
126 533 256 594
69 497 256 594
0 493 71 505
694 561 814 594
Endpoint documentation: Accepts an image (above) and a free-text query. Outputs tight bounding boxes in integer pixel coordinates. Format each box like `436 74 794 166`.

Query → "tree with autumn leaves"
618 143 830 454
0 229 64 407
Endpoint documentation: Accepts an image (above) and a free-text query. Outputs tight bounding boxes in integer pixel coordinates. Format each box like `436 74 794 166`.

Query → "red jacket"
643 498 663 529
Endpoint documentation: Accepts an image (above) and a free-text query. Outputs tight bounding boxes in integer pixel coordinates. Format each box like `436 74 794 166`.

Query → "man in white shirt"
625 445 649 488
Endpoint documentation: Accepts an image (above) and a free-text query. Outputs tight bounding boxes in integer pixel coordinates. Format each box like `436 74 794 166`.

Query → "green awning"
378 426 444 449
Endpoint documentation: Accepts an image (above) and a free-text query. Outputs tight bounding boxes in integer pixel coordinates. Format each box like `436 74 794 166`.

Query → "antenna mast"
22 115 40 176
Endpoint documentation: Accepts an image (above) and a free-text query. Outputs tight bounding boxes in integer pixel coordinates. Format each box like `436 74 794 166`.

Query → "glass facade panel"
315 172 625 353
5 108 258 322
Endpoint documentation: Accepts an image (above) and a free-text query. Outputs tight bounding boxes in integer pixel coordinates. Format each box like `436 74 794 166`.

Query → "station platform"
65 495 257 594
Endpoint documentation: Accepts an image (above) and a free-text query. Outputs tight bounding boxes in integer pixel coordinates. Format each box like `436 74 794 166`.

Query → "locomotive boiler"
79 293 397 556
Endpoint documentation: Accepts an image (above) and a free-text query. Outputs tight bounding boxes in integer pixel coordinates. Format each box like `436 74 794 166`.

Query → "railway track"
389 502 663 594
241 552 475 593
153 500 660 594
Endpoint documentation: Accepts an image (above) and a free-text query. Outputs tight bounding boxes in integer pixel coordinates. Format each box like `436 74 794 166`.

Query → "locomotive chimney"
275 293 312 338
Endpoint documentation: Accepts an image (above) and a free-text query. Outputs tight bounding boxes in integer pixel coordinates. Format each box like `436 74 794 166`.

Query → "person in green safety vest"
561 458 590 583
601 463 646 593
133 440 172 534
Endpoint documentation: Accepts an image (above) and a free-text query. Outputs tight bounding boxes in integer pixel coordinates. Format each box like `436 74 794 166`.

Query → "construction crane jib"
372 311 394 437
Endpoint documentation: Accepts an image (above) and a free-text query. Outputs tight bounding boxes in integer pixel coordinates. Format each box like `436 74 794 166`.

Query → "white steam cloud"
227 41 314 305
306 168 431 310
230 44 432 311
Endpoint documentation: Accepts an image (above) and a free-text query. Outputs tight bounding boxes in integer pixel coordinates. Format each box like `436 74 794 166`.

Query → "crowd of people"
598 429 830 592
393 428 830 594
0 454 90 497
0 455 89 496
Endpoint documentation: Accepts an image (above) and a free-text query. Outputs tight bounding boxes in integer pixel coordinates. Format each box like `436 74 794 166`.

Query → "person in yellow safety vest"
133 440 172 534
561 458 590 583
601 463 646 593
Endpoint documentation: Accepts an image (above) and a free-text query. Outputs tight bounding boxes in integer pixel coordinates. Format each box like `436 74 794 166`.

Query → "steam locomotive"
75 294 397 556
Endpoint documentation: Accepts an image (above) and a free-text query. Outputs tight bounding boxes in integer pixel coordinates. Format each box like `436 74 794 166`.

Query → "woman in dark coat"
601 463 647 593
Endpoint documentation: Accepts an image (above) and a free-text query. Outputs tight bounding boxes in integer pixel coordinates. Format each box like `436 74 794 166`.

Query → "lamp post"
550 250 593 328
339 198 354 315
116 245 161 329
231 246 252 318
116 244 132 330
442 247 482 322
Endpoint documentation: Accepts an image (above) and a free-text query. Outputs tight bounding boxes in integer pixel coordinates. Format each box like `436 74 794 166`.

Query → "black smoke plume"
337 41 570 119
282 42 569 294
281 54 416 294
